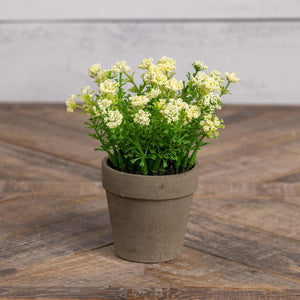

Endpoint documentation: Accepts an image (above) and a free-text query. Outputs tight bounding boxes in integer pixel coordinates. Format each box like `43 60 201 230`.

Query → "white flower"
161 98 188 123
81 86 91 94
225 72 240 83
200 114 223 136
164 78 184 91
88 64 102 78
185 105 201 122
142 65 167 86
170 98 189 110
192 73 221 94
138 58 154 69
65 95 76 112
205 77 221 93
112 61 131 73
129 95 150 107
97 99 112 112
147 88 161 99
203 93 221 107
92 106 100 116
104 109 123 129
192 61 208 70
99 80 119 95
133 109 151 125
157 56 177 73
156 99 166 109
214 117 221 127
95 70 110 83
210 70 222 77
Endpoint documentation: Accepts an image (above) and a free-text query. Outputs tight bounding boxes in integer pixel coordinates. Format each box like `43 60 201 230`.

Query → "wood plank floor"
0 104 300 299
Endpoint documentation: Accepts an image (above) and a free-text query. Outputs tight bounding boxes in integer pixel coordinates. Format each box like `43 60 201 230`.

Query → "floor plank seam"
193 194 300 209
183 244 300 285
189 207 300 243
261 167 300 183
0 207 107 241
0 139 101 171
0 242 115 278
198 134 300 168
11 111 89 134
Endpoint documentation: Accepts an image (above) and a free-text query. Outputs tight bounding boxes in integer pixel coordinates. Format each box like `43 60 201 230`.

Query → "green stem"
220 81 230 97
118 73 123 99
187 135 205 168
152 157 161 173
124 72 139 92
91 118 118 167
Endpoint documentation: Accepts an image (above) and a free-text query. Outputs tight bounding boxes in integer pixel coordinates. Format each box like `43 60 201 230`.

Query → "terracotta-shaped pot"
102 157 199 263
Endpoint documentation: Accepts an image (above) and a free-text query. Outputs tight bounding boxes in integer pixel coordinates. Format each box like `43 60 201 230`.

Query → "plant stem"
187 135 205 168
220 81 230 97
124 72 139 92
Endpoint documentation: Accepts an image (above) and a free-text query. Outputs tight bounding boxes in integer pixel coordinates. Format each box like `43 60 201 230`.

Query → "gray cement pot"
102 157 199 263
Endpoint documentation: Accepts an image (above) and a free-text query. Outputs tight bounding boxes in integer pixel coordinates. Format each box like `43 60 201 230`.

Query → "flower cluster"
66 57 239 175
99 80 119 96
104 109 123 129
134 109 151 125
129 95 149 107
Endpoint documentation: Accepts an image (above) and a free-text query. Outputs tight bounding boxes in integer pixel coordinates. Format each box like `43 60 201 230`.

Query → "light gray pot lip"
102 156 199 180
102 156 199 200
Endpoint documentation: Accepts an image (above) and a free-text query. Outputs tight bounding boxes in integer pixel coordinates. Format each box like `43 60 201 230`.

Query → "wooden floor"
0 104 300 299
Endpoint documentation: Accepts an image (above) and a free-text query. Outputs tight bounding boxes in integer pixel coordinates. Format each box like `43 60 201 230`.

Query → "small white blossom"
88 64 102 78
104 109 123 129
129 95 150 107
225 72 240 83
99 80 119 95
112 61 131 73
192 61 208 70
185 105 201 122
92 106 100 116
157 56 177 73
65 95 76 112
81 86 91 94
170 98 189 110
95 70 110 83
161 98 188 123
210 70 222 77
200 114 223 136
164 78 184 92
192 73 221 94
203 93 221 108
134 109 151 125
138 58 154 69
147 88 161 99
142 65 167 86
97 99 112 113
156 99 166 109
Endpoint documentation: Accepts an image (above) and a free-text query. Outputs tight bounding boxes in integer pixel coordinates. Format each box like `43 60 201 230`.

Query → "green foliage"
66 58 239 175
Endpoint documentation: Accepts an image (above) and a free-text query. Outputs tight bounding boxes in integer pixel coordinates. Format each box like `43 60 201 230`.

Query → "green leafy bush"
66 57 239 175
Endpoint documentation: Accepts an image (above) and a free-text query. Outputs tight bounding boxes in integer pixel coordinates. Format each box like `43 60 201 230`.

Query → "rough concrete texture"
102 157 199 263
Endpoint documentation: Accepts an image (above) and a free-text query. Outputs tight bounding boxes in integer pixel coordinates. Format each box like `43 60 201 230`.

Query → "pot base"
114 251 181 264
102 157 199 263
106 192 192 263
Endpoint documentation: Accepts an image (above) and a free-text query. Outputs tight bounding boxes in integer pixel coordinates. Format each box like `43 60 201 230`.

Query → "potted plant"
66 57 239 263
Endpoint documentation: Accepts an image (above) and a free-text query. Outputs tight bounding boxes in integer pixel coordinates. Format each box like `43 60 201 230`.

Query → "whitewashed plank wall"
0 0 300 104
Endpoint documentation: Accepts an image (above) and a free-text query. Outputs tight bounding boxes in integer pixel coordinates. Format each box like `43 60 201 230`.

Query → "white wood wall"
0 0 300 104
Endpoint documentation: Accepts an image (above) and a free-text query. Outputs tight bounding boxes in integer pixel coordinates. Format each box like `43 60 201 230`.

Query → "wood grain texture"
0 104 299 299
1 286 300 300
0 22 300 104
2 246 300 289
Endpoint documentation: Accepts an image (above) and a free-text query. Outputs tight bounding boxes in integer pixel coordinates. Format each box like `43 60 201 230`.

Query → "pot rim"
102 156 199 200
102 156 199 179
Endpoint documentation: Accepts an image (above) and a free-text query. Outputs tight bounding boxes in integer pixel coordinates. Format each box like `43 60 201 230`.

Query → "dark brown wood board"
0 104 299 299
